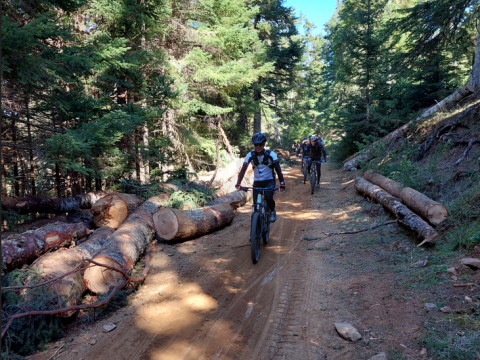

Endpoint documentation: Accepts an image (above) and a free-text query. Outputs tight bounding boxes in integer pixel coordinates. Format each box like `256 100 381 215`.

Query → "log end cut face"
153 208 178 240
83 256 125 294
427 205 449 226
91 194 128 229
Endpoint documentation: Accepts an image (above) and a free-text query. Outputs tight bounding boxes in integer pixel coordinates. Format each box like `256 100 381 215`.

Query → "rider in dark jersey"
299 137 309 167
306 136 327 188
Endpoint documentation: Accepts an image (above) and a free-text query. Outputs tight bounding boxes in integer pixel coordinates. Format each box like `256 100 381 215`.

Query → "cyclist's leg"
307 158 312 173
316 162 321 183
263 179 276 212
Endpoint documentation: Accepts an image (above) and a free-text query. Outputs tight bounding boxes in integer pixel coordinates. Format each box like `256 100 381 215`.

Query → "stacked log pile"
90 193 144 229
274 149 290 159
83 194 169 293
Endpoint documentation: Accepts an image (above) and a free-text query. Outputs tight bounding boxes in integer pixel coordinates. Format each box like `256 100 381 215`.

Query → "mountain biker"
316 134 326 145
235 132 286 222
306 136 327 188
300 137 309 166
292 142 301 157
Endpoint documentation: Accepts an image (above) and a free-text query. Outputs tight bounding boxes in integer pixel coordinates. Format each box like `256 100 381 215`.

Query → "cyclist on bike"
235 132 286 222
306 136 327 188
300 137 309 166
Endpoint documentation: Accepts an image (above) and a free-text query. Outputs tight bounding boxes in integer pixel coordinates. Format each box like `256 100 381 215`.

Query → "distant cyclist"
292 141 301 157
235 133 286 222
300 137 309 166
316 134 326 145
306 136 327 188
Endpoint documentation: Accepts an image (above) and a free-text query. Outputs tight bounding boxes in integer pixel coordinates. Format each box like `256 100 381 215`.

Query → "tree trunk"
153 203 234 241
30 226 116 316
343 83 476 171
11 119 20 197
11 190 114 214
91 193 144 229
83 194 170 293
364 171 448 226
213 168 254 199
1 222 91 273
354 177 438 246
469 20 480 90
253 88 262 134
26 97 36 195
218 117 235 158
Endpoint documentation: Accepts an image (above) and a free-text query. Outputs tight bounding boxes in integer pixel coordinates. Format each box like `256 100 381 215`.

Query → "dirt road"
33 162 426 360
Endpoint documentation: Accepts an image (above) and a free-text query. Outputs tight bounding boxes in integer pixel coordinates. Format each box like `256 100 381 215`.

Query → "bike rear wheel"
303 165 308 183
310 170 316 195
250 212 262 264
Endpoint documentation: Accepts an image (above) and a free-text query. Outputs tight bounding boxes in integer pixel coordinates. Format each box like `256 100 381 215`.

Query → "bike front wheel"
263 213 271 245
250 212 262 264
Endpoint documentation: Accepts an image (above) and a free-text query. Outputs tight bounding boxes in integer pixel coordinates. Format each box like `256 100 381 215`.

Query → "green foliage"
0 212 32 232
167 184 215 210
1 270 65 356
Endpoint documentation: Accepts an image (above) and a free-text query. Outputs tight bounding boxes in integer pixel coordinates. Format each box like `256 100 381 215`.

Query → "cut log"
344 83 476 171
208 189 253 207
153 203 234 241
363 171 448 226
66 210 94 229
30 226 116 316
364 171 403 198
90 195 128 229
274 149 290 159
13 216 68 233
83 194 169 293
354 177 438 246
1 222 91 273
10 190 114 215
399 187 448 226
213 168 254 199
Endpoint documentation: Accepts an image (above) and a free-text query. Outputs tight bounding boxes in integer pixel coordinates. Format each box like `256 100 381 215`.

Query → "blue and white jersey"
244 150 279 182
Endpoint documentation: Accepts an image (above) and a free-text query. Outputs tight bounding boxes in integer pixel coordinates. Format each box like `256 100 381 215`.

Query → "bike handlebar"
240 186 278 191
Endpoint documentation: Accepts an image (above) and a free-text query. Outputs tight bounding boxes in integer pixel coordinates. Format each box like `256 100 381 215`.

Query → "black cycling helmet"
308 134 313 140
251 132 267 145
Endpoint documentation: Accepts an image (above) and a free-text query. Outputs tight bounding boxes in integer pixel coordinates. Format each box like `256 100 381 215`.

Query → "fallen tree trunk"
208 189 253 207
344 83 476 171
1 222 91 273
90 193 144 229
30 226 116 316
274 149 290 159
364 171 448 226
212 168 254 199
83 194 169 293
8 191 114 215
153 203 235 241
354 177 438 246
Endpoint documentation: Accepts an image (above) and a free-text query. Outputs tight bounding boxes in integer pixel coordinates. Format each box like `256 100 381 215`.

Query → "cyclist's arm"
320 144 327 161
273 161 285 184
236 162 249 185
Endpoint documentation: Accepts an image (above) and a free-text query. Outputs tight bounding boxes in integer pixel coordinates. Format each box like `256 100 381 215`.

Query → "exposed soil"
28 161 464 360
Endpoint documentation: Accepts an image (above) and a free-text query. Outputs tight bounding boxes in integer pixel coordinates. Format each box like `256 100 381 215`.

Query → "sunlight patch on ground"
134 282 217 335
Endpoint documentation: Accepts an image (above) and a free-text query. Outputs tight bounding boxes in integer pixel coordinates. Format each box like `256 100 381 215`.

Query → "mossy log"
30 226 116 316
354 177 438 246
83 194 169 293
8 191 114 215
153 203 234 241
364 171 448 226
1 222 91 273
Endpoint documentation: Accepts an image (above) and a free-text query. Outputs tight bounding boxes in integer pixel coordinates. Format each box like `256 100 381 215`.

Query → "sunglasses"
254 144 264 147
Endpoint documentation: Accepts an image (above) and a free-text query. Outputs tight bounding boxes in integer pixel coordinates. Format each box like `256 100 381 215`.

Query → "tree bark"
153 203 234 241
469 20 480 90
1 222 91 273
354 177 438 246
11 190 114 215
253 87 262 134
218 117 235 158
30 226 116 316
364 170 448 226
83 194 169 293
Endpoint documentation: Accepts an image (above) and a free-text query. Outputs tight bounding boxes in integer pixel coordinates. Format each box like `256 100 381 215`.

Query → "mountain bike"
240 186 278 264
309 160 322 195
